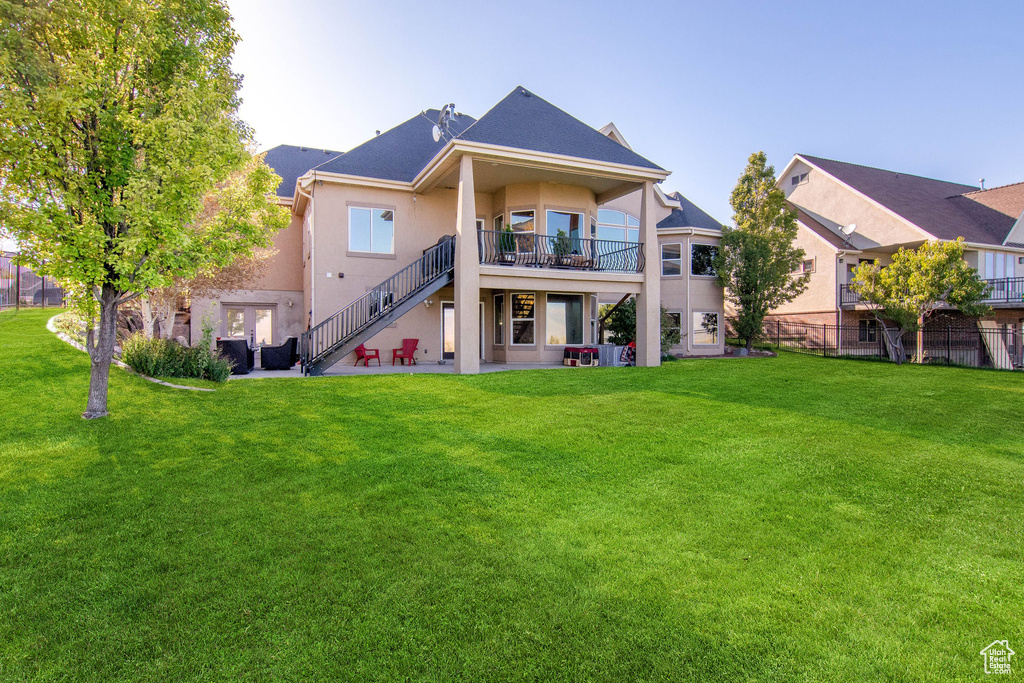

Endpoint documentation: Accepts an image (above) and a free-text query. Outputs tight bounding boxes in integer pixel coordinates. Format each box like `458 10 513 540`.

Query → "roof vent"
375 130 380 136
980 178 986 190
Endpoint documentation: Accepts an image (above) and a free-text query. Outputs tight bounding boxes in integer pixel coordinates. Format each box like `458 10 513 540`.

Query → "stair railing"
300 236 455 372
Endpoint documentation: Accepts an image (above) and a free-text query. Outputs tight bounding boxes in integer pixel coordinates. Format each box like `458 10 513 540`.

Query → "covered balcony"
477 230 643 273
840 277 1024 308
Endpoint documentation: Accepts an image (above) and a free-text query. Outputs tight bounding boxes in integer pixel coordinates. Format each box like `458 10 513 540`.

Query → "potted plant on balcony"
498 225 516 264
552 229 572 267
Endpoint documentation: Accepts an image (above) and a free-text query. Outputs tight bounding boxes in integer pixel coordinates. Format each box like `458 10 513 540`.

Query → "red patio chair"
354 343 380 367
392 338 419 366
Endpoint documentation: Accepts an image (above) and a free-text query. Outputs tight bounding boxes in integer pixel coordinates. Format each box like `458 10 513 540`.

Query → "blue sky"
227 0 1023 224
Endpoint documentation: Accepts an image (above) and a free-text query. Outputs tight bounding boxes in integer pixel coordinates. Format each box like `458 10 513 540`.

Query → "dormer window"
791 172 809 186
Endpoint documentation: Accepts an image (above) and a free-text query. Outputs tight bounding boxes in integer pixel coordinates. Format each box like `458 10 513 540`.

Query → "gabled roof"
960 182 1024 220
262 144 344 198
458 87 664 171
657 191 723 231
796 154 1021 245
316 109 476 183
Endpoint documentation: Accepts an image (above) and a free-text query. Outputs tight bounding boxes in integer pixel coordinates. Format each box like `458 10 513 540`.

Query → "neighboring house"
191 86 724 374
770 154 1024 340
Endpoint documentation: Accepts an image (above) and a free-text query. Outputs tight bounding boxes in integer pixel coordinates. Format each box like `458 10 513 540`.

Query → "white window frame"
509 209 536 233
690 243 718 277
510 291 536 346
661 242 683 277
545 209 585 238
692 311 720 346
544 292 585 346
494 293 505 346
665 311 682 346
348 206 395 255
596 209 640 243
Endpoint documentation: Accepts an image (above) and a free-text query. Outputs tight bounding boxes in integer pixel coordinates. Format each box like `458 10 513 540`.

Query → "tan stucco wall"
254 213 304 292
658 233 725 356
785 163 928 249
190 288 305 348
771 222 839 316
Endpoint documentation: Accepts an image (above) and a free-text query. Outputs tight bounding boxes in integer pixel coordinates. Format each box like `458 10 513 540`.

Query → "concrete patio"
229 358 575 380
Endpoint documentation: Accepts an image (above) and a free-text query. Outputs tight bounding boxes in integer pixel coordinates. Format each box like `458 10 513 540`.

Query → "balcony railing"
478 230 644 273
982 277 1024 304
841 277 1024 308
839 284 861 306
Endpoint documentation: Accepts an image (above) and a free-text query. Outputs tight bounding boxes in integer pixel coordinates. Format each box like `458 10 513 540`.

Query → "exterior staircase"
300 236 456 376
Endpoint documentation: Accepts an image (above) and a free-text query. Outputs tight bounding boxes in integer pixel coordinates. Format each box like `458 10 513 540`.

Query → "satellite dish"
431 125 441 142
841 223 857 236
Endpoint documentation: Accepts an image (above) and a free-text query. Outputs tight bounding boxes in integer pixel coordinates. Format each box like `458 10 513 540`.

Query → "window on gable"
791 172 809 186
802 258 815 273
349 207 394 254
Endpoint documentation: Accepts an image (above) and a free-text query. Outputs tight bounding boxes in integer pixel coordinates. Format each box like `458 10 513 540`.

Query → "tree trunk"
878 321 906 365
745 337 753 352
139 296 156 339
83 287 120 419
916 315 924 364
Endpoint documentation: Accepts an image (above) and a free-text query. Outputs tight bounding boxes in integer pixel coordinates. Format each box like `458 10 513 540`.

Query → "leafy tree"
714 152 809 350
850 239 990 364
0 0 287 417
602 298 682 355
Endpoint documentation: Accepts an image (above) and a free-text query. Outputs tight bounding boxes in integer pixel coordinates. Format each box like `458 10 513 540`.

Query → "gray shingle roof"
799 154 1016 245
262 144 344 197
457 87 664 171
315 110 476 182
657 192 723 231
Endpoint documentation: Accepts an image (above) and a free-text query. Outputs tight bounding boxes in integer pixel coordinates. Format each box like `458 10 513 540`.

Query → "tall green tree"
0 0 287 417
850 239 990 364
714 152 809 350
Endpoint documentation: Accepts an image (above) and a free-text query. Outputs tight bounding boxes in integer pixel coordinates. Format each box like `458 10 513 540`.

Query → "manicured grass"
1 308 1022 681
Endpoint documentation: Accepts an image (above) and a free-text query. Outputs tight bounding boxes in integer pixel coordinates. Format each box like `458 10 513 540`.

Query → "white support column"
454 154 480 374
636 180 662 367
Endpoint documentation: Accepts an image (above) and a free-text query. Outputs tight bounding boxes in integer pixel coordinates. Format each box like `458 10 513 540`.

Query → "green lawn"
1 309 1021 682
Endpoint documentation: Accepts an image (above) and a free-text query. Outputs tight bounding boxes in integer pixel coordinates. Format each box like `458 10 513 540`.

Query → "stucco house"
191 87 724 374
769 154 1024 344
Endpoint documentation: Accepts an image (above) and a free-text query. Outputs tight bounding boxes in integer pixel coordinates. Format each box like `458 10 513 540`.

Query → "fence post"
15 263 21 311
41 275 46 309
776 320 781 348
947 326 952 365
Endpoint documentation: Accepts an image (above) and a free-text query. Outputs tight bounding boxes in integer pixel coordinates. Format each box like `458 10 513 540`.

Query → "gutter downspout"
297 174 316 328
836 251 846 356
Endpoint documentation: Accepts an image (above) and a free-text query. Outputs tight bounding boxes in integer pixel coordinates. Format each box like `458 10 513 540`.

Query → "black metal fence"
1 252 65 310
730 318 1022 370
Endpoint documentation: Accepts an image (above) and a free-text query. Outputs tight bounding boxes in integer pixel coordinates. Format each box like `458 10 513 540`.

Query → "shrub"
121 334 230 382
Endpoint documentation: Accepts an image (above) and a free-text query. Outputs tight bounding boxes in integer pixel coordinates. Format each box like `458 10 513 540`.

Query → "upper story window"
662 243 682 276
982 251 1016 279
691 244 718 276
546 210 583 239
349 207 394 254
493 214 504 231
790 172 809 187
509 210 535 233
597 209 640 243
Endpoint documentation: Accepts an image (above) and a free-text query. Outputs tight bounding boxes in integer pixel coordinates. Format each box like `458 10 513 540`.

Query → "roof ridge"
799 153 978 190
961 179 1024 196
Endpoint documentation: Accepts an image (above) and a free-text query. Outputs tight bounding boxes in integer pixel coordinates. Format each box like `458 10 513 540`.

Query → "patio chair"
260 337 298 370
216 338 254 375
354 343 381 367
392 338 419 366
